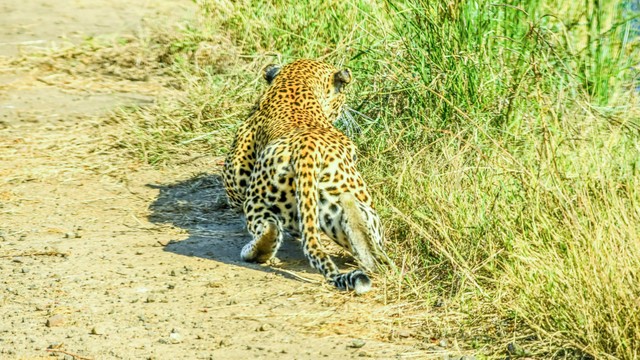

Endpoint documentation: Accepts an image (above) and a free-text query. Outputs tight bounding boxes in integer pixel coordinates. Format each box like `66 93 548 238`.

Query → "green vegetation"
114 0 639 358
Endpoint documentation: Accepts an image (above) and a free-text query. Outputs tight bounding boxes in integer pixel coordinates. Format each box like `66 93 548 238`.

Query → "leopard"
223 59 388 294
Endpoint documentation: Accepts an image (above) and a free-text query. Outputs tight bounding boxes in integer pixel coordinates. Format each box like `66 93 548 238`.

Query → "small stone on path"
45 315 65 327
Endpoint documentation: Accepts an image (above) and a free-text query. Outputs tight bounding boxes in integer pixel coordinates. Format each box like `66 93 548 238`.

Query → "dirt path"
0 2 433 359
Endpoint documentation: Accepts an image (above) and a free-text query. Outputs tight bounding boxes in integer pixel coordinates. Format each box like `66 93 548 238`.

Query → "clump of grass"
110 62 256 164
356 1 638 358
106 0 639 358
361 1 639 358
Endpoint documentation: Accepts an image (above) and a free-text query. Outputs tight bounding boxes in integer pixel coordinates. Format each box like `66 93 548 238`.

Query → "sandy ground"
0 1 443 359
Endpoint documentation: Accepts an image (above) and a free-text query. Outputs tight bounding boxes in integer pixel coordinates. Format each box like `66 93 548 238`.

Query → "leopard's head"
262 59 352 123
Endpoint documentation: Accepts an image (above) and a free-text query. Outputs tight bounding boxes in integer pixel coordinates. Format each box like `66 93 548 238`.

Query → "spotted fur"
223 59 387 293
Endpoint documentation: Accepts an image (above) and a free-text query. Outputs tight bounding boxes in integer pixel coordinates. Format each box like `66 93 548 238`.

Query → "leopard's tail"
294 145 372 294
338 192 390 272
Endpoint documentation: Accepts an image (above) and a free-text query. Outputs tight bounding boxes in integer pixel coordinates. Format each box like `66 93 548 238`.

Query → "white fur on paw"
240 243 256 261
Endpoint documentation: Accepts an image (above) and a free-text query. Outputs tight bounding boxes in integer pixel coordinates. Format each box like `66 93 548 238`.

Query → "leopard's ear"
333 68 352 93
263 64 281 84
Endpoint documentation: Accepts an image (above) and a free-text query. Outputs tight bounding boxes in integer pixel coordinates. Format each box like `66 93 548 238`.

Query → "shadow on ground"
146 173 353 278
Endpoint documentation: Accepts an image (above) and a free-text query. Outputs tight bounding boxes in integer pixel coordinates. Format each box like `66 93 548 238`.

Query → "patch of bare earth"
0 1 443 359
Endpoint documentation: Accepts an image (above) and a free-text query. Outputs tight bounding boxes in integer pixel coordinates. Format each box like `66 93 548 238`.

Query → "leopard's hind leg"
338 192 388 271
241 207 284 263
240 168 285 262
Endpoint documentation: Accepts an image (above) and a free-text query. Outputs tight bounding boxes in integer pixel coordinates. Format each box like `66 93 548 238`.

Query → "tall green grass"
117 0 640 357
